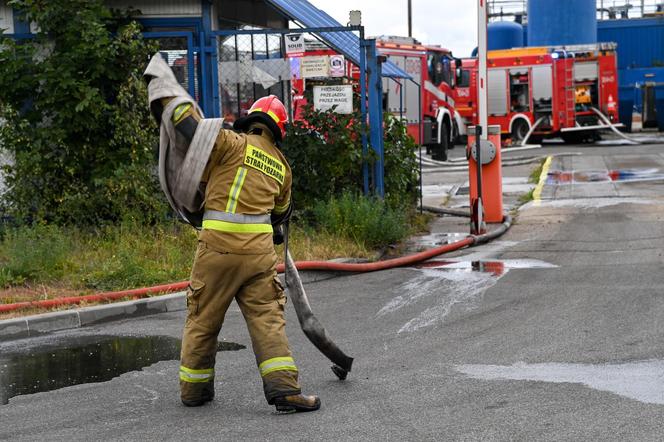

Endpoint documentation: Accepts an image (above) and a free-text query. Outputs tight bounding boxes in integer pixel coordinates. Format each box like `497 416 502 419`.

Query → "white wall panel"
0 1 14 34
105 0 202 17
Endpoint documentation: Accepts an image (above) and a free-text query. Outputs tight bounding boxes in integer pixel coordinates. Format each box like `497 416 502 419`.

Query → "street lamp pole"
408 0 412 37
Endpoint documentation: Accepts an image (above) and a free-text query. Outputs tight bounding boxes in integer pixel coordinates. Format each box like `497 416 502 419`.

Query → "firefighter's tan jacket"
199 123 292 253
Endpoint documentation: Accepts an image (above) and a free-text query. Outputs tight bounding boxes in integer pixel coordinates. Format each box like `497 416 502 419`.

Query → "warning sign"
313 85 354 114
329 55 345 77
301 56 330 78
285 34 305 57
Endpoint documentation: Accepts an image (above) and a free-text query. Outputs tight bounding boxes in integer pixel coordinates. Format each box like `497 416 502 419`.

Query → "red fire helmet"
233 95 289 142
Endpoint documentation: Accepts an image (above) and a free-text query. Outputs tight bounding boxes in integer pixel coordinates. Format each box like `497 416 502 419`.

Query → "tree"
0 0 167 225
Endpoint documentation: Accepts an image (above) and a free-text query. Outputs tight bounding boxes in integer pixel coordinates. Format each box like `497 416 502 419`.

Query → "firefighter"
173 95 321 413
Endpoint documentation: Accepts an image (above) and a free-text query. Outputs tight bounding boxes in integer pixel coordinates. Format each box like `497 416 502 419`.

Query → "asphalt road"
2 140 664 441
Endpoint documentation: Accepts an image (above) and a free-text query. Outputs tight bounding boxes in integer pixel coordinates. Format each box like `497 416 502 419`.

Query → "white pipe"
520 117 546 147
590 106 641 144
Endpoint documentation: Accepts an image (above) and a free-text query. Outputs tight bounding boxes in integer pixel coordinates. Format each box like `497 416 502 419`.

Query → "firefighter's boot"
181 382 215 407
273 393 321 413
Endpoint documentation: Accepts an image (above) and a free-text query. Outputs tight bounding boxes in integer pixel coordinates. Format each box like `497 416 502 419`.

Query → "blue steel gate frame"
211 26 386 197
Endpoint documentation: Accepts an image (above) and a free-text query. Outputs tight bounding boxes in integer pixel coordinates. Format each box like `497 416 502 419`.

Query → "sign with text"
285 33 305 57
313 85 354 114
329 55 346 77
301 56 330 78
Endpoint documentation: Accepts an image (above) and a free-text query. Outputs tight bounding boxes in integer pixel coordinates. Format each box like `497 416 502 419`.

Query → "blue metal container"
488 21 523 50
528 0 597 46
599 18 664 70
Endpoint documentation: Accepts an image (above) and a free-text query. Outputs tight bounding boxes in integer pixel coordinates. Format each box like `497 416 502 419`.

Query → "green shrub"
0 0 168 225
312 192 409 249
281 102 419 213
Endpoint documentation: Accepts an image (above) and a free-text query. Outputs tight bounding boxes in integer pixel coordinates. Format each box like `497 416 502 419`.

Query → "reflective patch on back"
244 144 285 185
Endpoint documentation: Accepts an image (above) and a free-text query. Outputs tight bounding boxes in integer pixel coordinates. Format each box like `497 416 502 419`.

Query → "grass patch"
312 192 411 249
0 219 380 303
0 194 421 306
0 222 198 293
529 159 547 184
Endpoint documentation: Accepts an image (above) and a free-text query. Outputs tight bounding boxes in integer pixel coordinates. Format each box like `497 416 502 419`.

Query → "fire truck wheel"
511 119 530 144
431 122 450 161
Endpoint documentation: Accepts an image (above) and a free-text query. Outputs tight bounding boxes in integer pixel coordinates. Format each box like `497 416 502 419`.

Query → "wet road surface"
2 142 664 440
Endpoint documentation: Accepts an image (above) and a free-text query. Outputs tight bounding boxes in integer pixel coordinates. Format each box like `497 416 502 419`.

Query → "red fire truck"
455 43 620 144
377 36 464 160
291 37 464 161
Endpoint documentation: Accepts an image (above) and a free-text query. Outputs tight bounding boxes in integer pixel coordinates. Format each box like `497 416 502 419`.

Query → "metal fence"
488 0 664 21
216 28 291 122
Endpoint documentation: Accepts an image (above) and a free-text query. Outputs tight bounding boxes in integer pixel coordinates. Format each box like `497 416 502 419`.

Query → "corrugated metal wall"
0 0 14 34
105 0 202 16
598 18 664 69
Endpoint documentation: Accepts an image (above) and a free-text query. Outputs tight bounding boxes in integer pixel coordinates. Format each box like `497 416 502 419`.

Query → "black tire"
511 119 530 144
431 122 450 161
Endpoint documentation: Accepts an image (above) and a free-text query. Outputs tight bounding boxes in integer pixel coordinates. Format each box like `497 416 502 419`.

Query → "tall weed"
313 192 409 249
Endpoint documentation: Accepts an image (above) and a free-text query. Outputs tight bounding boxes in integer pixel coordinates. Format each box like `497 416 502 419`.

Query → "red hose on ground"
0 236 476 314
0 281 190 314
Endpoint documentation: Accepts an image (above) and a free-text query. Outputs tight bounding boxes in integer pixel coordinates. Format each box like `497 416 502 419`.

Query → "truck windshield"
427 52 452 87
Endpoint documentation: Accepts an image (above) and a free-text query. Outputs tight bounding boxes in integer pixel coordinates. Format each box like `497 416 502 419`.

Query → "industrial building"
487 0 664 130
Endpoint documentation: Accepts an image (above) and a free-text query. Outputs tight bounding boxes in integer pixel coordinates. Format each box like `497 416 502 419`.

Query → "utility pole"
408 0 412 37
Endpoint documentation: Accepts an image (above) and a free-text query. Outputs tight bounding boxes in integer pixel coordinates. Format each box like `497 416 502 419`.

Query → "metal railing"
488 0 664 21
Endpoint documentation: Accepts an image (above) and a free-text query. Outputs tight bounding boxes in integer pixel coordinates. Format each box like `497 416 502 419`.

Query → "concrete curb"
0 270 345 341
0 292 187 341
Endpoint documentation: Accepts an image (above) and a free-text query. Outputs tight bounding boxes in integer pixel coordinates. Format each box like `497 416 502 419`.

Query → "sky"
308 0 479 57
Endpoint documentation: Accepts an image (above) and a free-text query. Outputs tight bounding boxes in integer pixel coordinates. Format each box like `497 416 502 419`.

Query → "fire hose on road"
0 212 512 313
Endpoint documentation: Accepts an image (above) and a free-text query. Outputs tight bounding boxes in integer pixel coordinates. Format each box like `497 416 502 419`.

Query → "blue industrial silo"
528 0 597 46
488 21 524 50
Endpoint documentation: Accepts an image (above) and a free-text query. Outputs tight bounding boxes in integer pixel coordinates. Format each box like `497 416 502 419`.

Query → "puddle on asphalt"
456 360 664 405
417 259 558 277
378 259 557 333
0 335 245 405
546 168 664 185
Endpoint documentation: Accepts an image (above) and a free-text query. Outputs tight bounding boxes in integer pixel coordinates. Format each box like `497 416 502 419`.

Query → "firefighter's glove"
273 224 285 245
270 199 293 228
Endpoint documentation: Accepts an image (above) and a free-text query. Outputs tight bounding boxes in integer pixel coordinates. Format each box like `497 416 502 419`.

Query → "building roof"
265 0 411 79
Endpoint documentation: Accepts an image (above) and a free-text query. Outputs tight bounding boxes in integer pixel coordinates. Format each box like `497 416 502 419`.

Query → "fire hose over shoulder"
144 53 223 227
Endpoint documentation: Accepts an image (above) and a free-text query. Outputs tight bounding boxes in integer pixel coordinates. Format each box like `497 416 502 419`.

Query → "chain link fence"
218 30 292 123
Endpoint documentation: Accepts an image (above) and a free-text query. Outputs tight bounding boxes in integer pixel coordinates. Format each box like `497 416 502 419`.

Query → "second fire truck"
455 43 620 144
378 36 464 160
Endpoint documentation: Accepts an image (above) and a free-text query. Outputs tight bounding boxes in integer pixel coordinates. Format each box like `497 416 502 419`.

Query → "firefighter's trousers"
179 241 301 404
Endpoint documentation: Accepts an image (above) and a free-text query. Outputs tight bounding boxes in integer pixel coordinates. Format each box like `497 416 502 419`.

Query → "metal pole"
478 0 488 140
417 78 423 214
408 0 413 37
359 27 369 195
475 126 483 203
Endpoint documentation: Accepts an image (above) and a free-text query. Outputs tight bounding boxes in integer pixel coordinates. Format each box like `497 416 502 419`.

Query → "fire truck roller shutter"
488 69 508 116
532 66 553 113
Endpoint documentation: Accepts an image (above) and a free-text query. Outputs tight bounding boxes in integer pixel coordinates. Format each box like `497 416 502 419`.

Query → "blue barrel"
528 0 597 46
488 21 524 50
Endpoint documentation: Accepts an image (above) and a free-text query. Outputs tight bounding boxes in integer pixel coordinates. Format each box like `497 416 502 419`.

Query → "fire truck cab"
378 36 463 161
455 43 620 145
